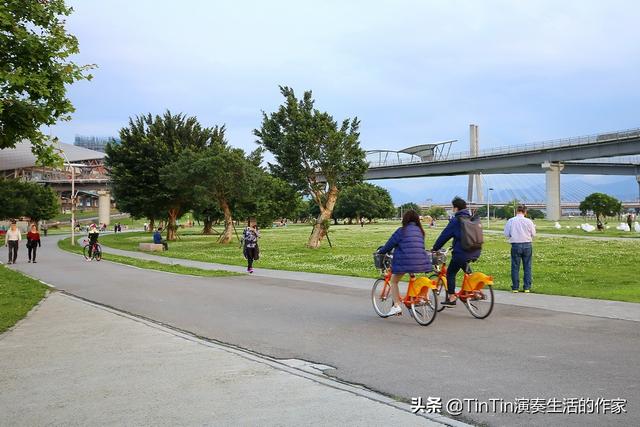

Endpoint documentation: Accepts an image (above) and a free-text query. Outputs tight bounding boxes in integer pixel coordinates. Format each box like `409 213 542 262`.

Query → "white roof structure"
0 141 106 172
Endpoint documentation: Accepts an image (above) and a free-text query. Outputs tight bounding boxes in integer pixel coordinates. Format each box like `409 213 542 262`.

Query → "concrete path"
98 240 640 322
0 292 450 427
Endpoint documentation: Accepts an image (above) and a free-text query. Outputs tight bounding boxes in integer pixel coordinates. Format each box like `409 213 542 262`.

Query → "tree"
579 193 622 221
0 180 59 222
105 112 222 240
399 202 421 217
254 86 367 248
425 206 447 219
334 183 394 223
0 0 94 165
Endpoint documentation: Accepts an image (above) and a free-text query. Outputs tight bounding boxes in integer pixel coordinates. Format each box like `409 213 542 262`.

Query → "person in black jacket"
432 197 481 307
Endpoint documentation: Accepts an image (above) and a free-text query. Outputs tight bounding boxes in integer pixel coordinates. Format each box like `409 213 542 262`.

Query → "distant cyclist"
86 223 100 261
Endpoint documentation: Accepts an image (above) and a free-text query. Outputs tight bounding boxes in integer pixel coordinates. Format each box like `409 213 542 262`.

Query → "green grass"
98 223 640 303
485 217 640 238
0 266 48 334
57 237 241 278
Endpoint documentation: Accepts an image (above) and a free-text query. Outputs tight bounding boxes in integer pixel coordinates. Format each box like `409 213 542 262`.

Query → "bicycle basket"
431 251 446 266
373 252 392 270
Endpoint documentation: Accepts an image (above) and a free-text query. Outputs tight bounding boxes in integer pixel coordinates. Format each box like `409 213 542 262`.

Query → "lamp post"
57 147 85 246
487 187 494 228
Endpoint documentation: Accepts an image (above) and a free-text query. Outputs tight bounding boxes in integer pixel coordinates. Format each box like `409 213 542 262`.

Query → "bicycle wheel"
463 285 494 319
93 245 102 262
411 288 438 326
83 244 90 260
431 274 446 312
371 278 394 318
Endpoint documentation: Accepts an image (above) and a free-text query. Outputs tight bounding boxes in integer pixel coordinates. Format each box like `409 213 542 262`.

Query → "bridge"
365 127 640 220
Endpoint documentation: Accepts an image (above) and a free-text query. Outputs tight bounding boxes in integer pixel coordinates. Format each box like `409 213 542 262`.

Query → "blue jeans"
446 257 468 295
511 242 532 290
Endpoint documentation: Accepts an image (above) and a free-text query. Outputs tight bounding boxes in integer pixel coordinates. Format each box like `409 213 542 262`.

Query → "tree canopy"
105 111 224 240
333 183 395 222
0 180 59 222
579 193 622 220
254 86 367 248
0 0 94 165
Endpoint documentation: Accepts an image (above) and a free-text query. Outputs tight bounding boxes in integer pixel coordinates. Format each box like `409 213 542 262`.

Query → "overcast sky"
50 0 640 202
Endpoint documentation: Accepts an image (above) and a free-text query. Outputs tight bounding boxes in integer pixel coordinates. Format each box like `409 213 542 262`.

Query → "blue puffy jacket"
432 209 481 261
379 222 432 274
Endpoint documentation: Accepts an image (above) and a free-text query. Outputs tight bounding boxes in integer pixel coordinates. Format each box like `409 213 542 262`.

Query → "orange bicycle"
371 252 438 326
431 248 495 319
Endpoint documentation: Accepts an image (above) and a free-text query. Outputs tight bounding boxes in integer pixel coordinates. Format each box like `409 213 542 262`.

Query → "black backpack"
459 214 484 251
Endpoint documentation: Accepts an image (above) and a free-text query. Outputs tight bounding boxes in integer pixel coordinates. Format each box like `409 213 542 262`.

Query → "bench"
139 243 165 252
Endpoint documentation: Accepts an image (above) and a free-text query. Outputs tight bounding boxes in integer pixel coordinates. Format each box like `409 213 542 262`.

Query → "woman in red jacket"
26 224 41 263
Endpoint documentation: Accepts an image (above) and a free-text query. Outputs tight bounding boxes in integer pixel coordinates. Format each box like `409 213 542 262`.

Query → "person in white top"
4 221 22 265
503 205 536 293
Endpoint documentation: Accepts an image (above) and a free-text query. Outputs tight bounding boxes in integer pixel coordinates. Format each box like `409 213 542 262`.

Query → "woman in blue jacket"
378 210 432 316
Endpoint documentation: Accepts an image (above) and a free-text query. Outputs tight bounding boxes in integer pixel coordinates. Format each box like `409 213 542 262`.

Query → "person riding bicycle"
431 197 481 307
377 210 432 316
87 223 100 261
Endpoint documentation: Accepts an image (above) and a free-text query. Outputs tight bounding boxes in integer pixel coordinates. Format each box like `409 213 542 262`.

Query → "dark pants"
88 241 98 257
8 241 18 263
246 247 258 269
28 245 38 261
511 242 533 290
446 256 468 295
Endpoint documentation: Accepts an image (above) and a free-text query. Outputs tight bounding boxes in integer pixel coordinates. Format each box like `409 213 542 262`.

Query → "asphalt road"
8 237 638 427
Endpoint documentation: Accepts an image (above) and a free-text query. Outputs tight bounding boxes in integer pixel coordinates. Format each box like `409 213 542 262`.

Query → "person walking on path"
242 220 260 274
26 224 41 263
627 214 633 232
431 197 481 306
377 210 432 316
4 221 21 264
504 204 536 293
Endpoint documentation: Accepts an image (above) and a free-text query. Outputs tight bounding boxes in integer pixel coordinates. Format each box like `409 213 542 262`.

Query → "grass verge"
57 237 241 278
0 265 48 334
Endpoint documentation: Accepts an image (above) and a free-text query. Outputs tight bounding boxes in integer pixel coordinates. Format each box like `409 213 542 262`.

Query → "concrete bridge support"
637 175 640 204
98 190 111 226
543 162 564 221
467 124 483 203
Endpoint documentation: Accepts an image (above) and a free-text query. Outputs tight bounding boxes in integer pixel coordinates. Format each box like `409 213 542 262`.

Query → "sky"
50 0 640 203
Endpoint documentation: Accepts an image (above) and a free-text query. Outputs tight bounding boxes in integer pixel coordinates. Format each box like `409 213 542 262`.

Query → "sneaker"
387 304 402 316
249 268 254 274
28 260 31 263
512 290 519 293
441 298 457 307
524 289 531 293
33 261 37 264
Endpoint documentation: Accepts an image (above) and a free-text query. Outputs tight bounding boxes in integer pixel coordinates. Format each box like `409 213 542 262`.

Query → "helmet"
90 223 97 228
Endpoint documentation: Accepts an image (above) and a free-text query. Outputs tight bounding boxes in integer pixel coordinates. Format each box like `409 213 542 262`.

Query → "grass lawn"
100 222 640 303
57 238 241 278
0 266 48 334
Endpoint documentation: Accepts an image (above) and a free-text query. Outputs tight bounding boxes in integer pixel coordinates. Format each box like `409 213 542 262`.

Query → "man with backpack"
432 197 483 306
504 204 536 293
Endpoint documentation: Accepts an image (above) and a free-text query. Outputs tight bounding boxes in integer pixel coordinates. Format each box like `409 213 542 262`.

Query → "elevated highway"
366 128 640 220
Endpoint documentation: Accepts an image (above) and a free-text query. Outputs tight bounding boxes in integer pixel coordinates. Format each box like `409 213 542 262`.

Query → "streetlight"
487 187 494 228
57 146 87 246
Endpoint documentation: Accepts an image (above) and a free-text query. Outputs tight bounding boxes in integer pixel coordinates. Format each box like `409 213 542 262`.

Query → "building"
74 135 120 153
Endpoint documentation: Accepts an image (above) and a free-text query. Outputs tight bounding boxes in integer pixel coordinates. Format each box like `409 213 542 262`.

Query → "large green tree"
579 193 622 221
254 86 367 248
0 0 94 164
399 202 421 217
106 112 223 240
334 183 394 223
0 179 59 222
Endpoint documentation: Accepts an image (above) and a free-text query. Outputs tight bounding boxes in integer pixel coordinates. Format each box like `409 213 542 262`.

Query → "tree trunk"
166 208 179 241
308 186 339 249
149 218 155 233
202 217 214 235
219 199 234 244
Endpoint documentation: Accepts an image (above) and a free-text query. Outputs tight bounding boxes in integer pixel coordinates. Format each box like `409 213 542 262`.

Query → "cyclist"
377 210 432 316
86 223 100 261
432 197 481 307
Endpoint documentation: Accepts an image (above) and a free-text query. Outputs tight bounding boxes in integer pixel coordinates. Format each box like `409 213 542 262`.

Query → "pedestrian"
26 224 41 263
143 222 148 232
431 197 482 306
4 220 21 264
377 210 432 316
153 227 168 250
627 214 633 232
360 217 365 227
42 223 48 236
503 204 536 293
242 219 260 273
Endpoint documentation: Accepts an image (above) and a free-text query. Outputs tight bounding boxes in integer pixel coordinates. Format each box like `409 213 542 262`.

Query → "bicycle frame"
433 259 494 301
381 267 436 306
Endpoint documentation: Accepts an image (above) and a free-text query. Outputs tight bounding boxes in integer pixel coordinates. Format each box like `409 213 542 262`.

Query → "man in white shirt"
4 220 22 265
503 205 536 293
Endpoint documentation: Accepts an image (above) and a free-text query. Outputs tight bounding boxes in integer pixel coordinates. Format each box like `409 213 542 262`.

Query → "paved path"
98 239 640 322
0 293 446 427
4 236 639 426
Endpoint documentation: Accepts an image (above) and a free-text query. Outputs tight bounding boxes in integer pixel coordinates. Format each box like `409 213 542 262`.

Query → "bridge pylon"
543 161 564 220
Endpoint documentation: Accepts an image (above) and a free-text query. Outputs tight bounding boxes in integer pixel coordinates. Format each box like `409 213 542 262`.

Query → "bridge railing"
367 127 640 168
